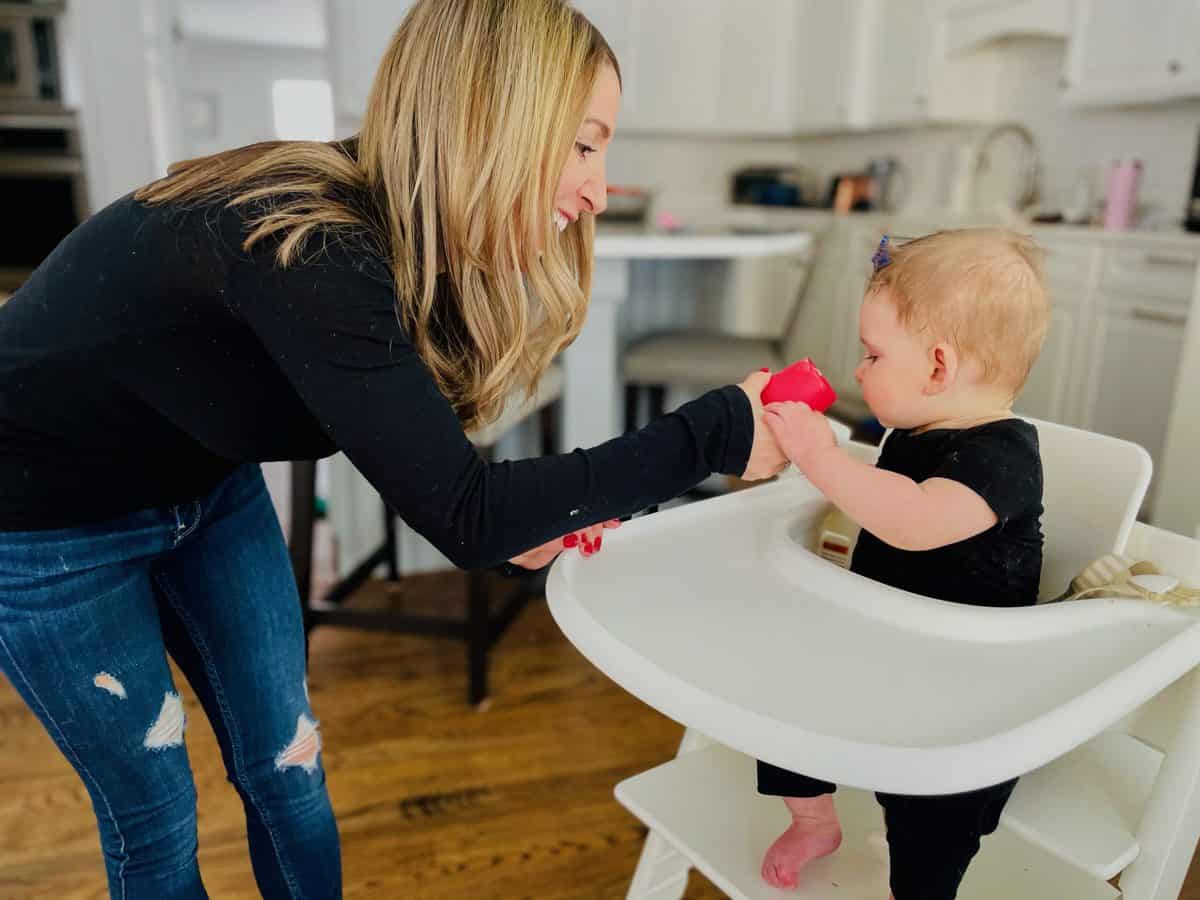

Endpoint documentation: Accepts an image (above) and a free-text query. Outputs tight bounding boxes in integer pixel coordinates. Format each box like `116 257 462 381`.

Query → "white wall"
177 39 329 159
64 0 182 211
988 38 1200 225
178 0 326 49
607 134 806 212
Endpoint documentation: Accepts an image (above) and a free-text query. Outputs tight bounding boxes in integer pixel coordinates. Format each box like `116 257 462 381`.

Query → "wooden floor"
2 572 1199 899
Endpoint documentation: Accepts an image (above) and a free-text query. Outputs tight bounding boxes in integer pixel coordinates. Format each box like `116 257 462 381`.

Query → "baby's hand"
763 402 837 471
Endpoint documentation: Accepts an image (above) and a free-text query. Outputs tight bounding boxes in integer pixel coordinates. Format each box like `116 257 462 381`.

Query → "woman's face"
552 64 620 233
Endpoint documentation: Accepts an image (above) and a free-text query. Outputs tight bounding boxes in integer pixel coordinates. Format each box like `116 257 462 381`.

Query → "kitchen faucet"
972 121 1040 213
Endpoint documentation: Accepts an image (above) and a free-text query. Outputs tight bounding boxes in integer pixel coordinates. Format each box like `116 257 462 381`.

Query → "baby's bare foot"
760 794 843 890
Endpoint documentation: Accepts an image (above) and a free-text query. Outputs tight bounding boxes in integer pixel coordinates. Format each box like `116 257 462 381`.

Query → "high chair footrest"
615 744 1119 900
1002 730 1161 879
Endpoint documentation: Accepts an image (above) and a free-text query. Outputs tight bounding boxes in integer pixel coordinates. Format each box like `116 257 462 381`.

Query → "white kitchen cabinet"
796 0 861 131
938 0 1071 55
1078 303 1189 491
327 0 414 119
716 0 804 134
572 0 640 125
595 0 803 135
616 0 723 132
853 0 934 128
1063 0 1200 107
583 0 844 135
1015 240 1097 426
1013 298 1086 426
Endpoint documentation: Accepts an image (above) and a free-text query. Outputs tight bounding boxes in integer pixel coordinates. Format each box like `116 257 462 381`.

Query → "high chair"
547 419 1200 898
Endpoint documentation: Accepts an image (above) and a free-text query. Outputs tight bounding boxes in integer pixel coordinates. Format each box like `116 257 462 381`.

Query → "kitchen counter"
691 204 1200 249
594 224 812 259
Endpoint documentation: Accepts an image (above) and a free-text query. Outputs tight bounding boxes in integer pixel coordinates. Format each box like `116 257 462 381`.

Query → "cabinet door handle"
1131 307 1188 326
1143 252 1198 268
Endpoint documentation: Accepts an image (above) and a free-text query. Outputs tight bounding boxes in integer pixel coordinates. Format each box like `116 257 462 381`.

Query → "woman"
0 1 784 897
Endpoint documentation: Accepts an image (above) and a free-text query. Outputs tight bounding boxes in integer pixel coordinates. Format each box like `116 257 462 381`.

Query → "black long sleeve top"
0 194 754 566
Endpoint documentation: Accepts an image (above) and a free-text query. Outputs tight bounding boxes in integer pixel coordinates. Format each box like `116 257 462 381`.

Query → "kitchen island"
561 225 814 450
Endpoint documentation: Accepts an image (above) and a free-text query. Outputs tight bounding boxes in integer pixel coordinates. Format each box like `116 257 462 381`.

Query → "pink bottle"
761 359 838 411
1103 159 1142 231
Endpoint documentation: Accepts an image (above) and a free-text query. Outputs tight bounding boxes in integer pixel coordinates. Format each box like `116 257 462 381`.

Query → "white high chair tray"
547 478 1200 796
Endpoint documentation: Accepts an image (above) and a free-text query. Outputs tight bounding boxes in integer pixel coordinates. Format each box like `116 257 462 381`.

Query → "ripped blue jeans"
0 465 340 899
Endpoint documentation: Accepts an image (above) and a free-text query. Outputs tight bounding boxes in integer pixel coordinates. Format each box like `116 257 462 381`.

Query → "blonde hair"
866 228 1050 395
135 0 619 429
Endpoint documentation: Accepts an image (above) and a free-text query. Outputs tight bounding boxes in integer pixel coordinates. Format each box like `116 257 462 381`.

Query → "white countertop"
676 205 1200 251
594 224 812 259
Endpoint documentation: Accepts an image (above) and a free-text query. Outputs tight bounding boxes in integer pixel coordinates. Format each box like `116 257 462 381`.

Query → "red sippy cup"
761 358 838 411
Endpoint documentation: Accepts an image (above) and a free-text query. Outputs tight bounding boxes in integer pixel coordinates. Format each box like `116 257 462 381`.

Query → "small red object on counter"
761 359 838 411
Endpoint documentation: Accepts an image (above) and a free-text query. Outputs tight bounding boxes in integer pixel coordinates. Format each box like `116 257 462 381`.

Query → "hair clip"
871 235 891 272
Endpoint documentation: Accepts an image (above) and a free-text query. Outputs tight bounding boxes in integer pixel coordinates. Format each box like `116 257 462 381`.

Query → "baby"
759 228 1050 900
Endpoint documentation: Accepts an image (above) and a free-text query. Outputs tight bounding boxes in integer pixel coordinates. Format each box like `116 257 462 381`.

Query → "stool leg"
383 502 400 581
289 460 318 643
624 384 640 433
467 443 496 706
647 384 666 420
467 569 490 706
644 385 668 515
539 402 559 456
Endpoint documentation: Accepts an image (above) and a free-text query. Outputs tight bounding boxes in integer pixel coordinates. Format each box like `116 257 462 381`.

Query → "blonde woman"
0 1 784 897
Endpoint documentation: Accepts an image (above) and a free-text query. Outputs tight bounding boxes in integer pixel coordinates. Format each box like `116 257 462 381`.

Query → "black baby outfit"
758 419 1044 899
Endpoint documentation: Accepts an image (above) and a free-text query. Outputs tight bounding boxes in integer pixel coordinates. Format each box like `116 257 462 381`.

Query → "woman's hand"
507 519 621 570
763 400 837 471
737 370 790 481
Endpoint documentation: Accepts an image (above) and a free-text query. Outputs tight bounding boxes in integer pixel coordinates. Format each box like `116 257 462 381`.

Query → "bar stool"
288 366 563 706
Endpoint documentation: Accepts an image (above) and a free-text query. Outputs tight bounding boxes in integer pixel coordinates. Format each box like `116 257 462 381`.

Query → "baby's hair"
865 228 1050 395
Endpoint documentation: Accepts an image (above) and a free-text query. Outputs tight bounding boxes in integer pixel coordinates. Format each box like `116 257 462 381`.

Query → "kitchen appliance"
604 185 651 223
731 165 815 207
0 3 63 102
0 3 82 282
0 130 84 270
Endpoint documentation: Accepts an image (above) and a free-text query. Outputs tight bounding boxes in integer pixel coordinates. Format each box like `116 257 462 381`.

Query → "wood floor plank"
0 573 1194 898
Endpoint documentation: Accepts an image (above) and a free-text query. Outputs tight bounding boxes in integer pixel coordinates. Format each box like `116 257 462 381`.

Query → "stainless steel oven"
0 3 62 102
0 1 79 291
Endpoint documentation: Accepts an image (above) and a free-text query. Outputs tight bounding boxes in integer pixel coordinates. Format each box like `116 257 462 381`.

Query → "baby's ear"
924 342 959 395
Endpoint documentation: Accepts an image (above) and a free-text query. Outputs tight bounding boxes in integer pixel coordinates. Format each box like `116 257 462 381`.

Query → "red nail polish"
563 534 579 548
760 367 770 373
595 536 602 551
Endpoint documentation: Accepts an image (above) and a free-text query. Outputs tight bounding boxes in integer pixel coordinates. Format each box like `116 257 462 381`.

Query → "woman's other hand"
507 519 621 569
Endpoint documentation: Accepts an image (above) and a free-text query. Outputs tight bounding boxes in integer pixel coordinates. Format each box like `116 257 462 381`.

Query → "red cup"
761 359 838 411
